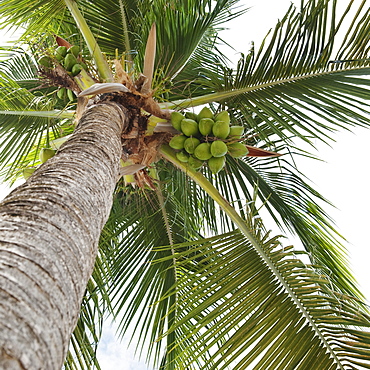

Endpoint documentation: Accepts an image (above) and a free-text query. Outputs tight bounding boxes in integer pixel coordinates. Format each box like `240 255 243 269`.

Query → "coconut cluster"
169 107 248 174
38 45 87 102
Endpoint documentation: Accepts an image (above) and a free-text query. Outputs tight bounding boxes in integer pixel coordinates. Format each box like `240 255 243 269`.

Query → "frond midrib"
0 110 75 119
161 65 370 109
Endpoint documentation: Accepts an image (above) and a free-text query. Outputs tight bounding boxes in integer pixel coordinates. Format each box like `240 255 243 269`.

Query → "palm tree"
0 0 370 369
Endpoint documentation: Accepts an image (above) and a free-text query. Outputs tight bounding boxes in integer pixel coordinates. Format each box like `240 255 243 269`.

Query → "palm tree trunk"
0 101 127 369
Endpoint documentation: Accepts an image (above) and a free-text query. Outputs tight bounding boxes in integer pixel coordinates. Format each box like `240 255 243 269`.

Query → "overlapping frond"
139 0 243 79
98 163 248 368
69 0 139 60
76 0 244 81
0 88 70 181
167 27 230 104
152 216 370 369
157 160 225 235
0 47 38 87
83 154 370 370
156 138 360 299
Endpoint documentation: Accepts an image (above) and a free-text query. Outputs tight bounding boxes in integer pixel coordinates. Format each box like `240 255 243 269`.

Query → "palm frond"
0 48 76 180
71 0 139 60
157 160 224 235
164 0 370 147
160 139 361 299
165 27 232 105
64 275 108 370
141 0 244 79
222 152 361 298
0 0 66 37
100 187 181 368
65 298 102 370
72 0 244 80
153 218 370 369
0 47 39 87
99 172 231 368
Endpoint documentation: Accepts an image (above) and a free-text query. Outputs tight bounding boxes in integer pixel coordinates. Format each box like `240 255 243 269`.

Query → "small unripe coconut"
227 142 249 158
208 156 226 174
185 111 198 121
198 106 214 120
212 121 230 139
67 89 75 102
184 137 201 154
57 87 67 100
40 148 56 163
80 62 88 71
23 168 36 180
176 150 190 163
169 134 187 150
215 110 230 124
181 118 199 137
188 156 203 170
228 126 244 139
64 53 78 71
38 56 52 68
68 45 80 58
171 111 185 131
194 142 212 161
198 118 214 136
210 140 228 157
55 46 67 59
71 63 83 76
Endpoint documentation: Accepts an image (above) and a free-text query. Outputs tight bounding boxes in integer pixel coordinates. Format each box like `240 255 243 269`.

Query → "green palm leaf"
0 47 38 87
100 164 246 368
65 278 105 370
0 89 72 181
101 190 179 368
165 0 370 147
157 161 224 234
153 220 370 369
140 0 243 79
222 153 359 297
157 140 360 299
0 0 66 36
69 0 139 59
0 49 75 180
1 0 370 368
69 0 245 82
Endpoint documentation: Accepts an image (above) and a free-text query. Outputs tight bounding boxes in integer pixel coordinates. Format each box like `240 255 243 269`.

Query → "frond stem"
0 110 75 119
159 66 370 109
155 180 177 281
118 0 132 63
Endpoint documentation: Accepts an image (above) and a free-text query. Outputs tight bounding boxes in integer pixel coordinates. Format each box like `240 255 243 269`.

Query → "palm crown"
1 0 370 369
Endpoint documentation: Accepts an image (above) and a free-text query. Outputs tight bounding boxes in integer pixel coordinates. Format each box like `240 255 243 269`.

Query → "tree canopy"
1 0 370 369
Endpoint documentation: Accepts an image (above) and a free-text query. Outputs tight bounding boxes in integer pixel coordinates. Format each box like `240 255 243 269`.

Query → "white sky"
1 0 370 368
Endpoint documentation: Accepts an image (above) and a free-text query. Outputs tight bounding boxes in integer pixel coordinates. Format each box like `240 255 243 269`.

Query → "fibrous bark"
0 101 127 369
